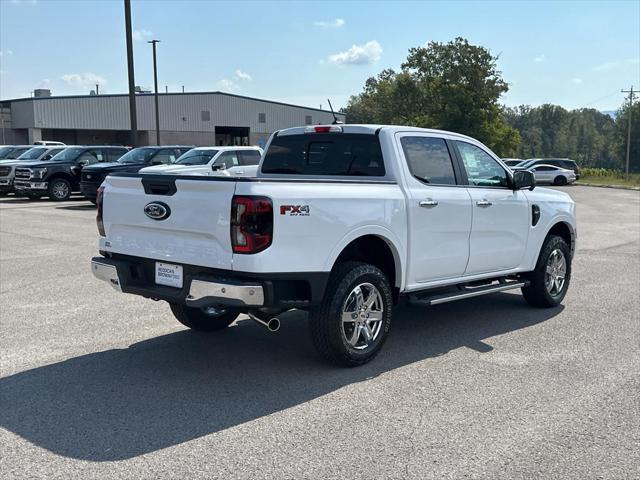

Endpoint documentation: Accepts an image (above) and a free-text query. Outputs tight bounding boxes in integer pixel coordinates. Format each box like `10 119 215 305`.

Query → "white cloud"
328 40 382 66
216 79 240 92
571 78 583 84
593 58 639 71
61 72 107 89
234 69 252 81
534 54 545 62
314 18 345 28
132 29 153 41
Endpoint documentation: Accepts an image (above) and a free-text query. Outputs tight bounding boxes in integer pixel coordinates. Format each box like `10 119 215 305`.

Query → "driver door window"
456 141 509 188
151 149 176 165
78 150 101 165
216 151 239 169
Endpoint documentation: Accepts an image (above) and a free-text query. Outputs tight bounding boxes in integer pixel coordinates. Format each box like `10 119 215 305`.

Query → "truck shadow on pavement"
0 293 563 462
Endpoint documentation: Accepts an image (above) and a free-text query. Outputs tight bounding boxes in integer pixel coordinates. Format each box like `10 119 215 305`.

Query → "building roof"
1 91 345 116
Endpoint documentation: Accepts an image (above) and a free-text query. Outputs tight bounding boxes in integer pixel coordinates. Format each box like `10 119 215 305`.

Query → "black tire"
169 303 240 332
553 176 567 186
48 178 72 201
522 235 571 308
309 261 393 367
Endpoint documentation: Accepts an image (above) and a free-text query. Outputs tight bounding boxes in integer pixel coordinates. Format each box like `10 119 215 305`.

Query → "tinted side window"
79 150 100 164
261 133 385 176
400 136 456 185
456 141 509 188
239 150 261 166
217 151 239 169
152 149 177 165
535 166 554 171
107 149 127 162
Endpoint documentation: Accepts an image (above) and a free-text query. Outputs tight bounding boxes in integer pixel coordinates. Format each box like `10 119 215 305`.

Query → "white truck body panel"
100 176 236 270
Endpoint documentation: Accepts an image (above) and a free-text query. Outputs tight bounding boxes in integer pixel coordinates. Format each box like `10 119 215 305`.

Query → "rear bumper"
91 254 329 309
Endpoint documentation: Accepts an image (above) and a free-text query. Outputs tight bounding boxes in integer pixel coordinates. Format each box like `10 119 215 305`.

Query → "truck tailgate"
101 175 236 270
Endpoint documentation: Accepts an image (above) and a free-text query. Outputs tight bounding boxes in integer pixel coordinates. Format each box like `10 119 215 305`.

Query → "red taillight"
231 195 273 254
96 186 105 236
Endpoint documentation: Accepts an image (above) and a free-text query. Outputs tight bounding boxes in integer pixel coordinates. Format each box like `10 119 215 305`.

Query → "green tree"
614 101 640 173
343 37 520 156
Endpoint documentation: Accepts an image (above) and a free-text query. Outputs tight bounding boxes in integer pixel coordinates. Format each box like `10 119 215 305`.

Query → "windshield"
52 147 85 161
17 147 48 160
173 149 218 165
5 147 32 159
0 147 14 158
117 147 158 164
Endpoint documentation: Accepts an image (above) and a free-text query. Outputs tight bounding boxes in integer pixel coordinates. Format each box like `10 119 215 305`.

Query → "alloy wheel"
341 282 384 350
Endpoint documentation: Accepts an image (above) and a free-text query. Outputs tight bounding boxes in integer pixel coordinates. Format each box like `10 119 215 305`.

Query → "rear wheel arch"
329 234 402 300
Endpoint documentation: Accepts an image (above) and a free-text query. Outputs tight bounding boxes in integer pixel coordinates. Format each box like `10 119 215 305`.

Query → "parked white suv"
139 146 262 177
92 125 576 366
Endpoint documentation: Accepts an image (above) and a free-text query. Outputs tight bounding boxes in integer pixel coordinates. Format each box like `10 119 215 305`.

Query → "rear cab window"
239 150 262 166
261 133 385 176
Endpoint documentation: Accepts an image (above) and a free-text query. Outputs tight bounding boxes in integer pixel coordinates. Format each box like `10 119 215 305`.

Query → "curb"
574 182 640 191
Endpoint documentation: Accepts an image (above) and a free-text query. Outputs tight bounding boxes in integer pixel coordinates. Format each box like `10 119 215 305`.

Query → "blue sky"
1 0 638 112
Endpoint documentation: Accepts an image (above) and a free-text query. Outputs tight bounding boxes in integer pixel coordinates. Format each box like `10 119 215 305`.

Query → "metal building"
0 91 346 147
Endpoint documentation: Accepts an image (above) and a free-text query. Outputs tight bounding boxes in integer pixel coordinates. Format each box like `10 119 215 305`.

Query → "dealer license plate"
155 262 183 288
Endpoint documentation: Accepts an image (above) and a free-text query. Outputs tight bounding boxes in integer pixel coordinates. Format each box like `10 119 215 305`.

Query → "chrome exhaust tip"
249 313 280 332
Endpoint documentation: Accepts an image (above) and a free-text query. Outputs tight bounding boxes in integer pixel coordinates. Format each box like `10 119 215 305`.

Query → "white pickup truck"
92 125 576 366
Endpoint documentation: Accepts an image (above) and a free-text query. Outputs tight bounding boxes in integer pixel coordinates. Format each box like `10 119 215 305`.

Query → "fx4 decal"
280 205 310 216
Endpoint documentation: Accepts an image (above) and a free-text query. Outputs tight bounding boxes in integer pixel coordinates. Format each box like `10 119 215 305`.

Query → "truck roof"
277 124 479 142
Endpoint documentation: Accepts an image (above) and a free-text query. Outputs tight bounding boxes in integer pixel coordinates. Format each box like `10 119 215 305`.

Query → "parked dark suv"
80 146 192 202
515 158 581 179
14 146 129 201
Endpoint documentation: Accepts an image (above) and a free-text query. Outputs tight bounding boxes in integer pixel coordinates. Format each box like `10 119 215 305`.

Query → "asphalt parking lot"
0 185 638 479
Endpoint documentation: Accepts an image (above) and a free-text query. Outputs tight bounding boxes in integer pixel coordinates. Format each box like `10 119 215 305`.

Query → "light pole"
148 39 161 145
124 0 138 147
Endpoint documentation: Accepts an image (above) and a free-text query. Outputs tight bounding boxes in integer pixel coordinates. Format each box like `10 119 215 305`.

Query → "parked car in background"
33 141 66 146
515 158 581 179
0 146 67 195
14 146 129 201
0 146 34 161
80 146 193 202
502 158 523 168
529 164 576 185
139 146 263 177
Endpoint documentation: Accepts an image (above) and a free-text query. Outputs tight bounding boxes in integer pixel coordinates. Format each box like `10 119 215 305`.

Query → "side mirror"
513 170 536 191
211 163 225 171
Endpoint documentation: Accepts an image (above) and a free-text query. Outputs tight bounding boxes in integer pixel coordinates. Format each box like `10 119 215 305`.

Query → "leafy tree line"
504 103 638 171
342 37 638 171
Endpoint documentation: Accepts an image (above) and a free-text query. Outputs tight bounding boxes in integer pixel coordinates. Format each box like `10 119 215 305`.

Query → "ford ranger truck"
91 125 576 366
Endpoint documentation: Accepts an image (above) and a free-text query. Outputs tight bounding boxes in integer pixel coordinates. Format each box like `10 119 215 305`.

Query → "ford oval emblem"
144 202 171 220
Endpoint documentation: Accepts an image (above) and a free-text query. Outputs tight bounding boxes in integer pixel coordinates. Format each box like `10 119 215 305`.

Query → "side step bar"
408 280 529 307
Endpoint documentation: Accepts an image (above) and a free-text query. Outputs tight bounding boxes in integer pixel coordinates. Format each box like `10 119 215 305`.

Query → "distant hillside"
602 110 618 119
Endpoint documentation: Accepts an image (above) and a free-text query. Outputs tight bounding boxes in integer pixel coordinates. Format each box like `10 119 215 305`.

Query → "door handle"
476 200 492 207
419 199 439 207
